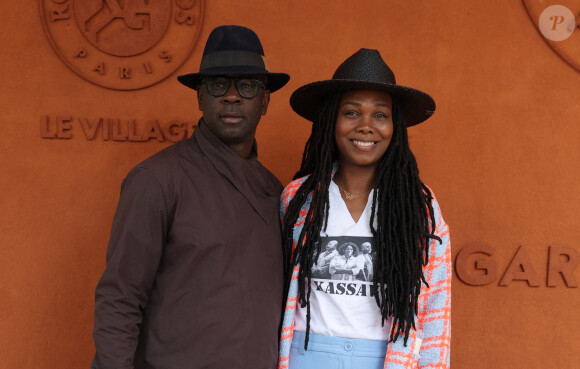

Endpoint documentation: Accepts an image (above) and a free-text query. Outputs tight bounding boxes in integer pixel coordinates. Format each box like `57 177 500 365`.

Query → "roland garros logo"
40 0 204 90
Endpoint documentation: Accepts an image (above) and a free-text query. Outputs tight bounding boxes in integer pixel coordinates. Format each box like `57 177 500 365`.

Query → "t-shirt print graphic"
312 235 375 284
295 235 390 340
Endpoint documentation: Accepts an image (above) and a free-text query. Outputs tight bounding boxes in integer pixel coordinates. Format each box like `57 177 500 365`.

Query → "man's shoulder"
137 138 197 170
254 160 284 195
117 138 200 193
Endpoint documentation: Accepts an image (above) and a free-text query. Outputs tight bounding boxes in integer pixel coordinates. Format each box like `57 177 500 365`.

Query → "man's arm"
322 250 337 264
328 256 340 275
91 167 169 369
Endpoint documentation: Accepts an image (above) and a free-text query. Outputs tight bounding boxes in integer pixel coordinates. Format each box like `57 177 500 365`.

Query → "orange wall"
0 1 578 368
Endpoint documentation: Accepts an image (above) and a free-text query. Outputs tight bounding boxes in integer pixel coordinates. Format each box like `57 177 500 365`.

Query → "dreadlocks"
281 92 441 350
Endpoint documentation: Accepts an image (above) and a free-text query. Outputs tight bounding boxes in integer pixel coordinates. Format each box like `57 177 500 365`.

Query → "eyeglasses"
202 77 265 99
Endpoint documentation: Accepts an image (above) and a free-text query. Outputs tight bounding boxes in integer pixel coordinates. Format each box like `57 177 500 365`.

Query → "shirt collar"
195 119 256 170
193 119 277 224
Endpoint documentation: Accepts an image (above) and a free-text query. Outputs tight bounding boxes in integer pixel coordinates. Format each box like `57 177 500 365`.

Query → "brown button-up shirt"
92 120 283 369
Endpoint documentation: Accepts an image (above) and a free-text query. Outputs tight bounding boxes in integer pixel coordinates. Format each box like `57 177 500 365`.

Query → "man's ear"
261 90 270 116
197 89 203 111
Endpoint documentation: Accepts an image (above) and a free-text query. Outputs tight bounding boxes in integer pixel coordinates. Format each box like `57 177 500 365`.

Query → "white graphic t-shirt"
294 181 390 341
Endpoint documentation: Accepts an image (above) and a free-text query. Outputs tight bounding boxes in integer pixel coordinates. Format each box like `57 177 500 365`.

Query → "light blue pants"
289 331 387 369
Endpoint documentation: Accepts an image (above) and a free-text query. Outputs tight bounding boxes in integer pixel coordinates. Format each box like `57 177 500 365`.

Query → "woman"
329 242 361 281
278 49 451 369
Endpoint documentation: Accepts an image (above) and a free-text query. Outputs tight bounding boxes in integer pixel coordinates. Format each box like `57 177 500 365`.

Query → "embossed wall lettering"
455 244 579 288
498 246 541 287
455 243 498 286
41 115 196 142
547 246 579 287
40 0 204 90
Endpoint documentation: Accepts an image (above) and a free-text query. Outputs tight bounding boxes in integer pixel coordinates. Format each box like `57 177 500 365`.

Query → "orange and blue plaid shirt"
277 175 451 369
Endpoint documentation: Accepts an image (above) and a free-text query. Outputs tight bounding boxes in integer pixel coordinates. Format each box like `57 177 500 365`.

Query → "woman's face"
344 245 353 258
334 90 393 170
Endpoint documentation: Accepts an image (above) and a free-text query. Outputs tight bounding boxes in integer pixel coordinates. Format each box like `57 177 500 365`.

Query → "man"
311 239 338 278
91 25 289 369
357 242 373 281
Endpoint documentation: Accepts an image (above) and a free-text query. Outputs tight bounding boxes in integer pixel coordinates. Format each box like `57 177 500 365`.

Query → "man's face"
362 243 371 254
327 241 338 252
197 75 270 156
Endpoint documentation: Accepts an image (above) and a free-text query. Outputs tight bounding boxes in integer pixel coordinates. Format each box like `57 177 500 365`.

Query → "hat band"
200 50 266 71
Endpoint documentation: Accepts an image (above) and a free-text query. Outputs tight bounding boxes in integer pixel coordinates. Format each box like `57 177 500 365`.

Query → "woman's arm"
417 196 451 368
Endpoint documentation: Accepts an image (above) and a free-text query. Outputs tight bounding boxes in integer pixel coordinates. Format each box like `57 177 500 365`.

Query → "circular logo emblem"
538 5 575 41
40 0 204 90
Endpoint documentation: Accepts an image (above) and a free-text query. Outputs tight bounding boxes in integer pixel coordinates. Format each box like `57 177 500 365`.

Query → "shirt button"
344 342 353 351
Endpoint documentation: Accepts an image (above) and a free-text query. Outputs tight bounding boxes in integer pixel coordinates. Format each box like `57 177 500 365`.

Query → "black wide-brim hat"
290 48 435 126
178 25 290 92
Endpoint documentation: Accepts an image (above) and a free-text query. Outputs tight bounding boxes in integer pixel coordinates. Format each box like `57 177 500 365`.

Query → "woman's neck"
333 164 377 194
333 164 377 223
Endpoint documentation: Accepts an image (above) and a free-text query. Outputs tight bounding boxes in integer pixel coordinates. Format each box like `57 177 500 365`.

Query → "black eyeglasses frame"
201 77 266 99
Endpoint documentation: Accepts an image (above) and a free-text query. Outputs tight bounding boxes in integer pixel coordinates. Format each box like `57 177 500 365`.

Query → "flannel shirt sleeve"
280 179 303 221
277 178 308 369
384 194 451 369
417 195 451 368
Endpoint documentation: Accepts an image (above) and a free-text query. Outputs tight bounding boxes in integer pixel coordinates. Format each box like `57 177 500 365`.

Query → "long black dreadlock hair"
281 92 441 349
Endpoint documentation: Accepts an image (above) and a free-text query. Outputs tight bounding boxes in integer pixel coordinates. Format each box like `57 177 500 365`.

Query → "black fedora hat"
290 49 435 126
178 25 290 92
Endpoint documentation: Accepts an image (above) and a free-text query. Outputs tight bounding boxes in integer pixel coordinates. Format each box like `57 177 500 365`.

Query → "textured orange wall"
0 1 578 368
